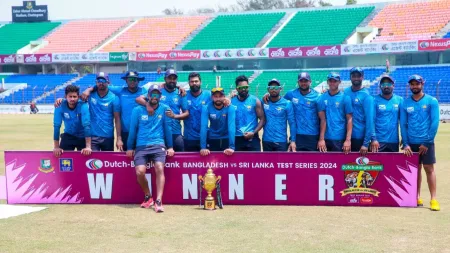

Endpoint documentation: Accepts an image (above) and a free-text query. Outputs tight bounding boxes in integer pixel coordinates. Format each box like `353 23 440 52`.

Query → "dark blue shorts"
377 142 399 153
91 136 114 151
134 144 167 166
60 133 85 151
263 141 287 152
410 143 436 165
185 139 201 152
325 139 343 152
296 134 318 151
235 136 261 151
172 134 185 152
208 138 229 151
351 138 364 152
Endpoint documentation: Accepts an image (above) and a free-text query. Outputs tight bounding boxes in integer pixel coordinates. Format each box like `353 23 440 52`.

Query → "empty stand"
0 22 61 54
268 7 374 47
38 20 130 53
183 13 285 50
370 0 450 42
101 16 208 52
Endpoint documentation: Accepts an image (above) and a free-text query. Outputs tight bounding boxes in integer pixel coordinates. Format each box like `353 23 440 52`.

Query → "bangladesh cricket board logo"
39 159 54 173
340 157 383 198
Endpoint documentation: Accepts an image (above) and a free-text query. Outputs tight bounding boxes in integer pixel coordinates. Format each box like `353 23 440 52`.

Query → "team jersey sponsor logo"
378 104 386 110
141 115 148 120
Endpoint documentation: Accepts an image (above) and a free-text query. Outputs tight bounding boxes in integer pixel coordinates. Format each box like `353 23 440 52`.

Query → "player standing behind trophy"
370 74 404 153
127 84 174 213
262 79 296 152
53 85 92 157
231 75 265 151
401 75 440 211
317 73 353 154
200 87 236 156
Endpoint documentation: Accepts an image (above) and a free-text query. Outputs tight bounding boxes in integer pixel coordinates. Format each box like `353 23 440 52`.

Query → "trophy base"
204 199 216 210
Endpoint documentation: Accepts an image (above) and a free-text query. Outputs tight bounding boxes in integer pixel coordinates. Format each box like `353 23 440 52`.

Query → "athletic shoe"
140 195 154 209
430 199 440 211
417 198 424 207
154 199 164 213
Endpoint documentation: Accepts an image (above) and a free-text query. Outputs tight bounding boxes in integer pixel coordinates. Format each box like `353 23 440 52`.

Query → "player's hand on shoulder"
223 97 231 107
224 148 234 156
126 150 135 158
54 98 63 108
262 93 270 104
81 147 92 156
53 148 63 157
200 149 210 156
178 87 187 97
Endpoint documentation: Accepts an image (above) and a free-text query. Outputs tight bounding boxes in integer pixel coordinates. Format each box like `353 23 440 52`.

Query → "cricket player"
127 84 174 213
400 75 440 211
53 85 92 157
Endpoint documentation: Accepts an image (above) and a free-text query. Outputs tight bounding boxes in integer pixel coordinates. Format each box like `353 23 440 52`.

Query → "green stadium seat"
268 7 374 47
0 22 61 54
183 13 285 50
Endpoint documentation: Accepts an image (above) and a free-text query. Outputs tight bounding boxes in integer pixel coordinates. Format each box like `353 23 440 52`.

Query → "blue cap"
350 67 364 76
327 72 341 81
298 72 311 81
147 84 161 94
379 74 395 85
268 78 281 86
408 74 424 83
165 69 178 77
121 71 145 81
96 72 110 81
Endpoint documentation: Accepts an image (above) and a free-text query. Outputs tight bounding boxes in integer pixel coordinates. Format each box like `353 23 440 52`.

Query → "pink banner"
136 50 201 61
23 54 53 64
418 39 450 51
0 175 5 199
0 55 16 64
269 46 340 58
4 151 418 207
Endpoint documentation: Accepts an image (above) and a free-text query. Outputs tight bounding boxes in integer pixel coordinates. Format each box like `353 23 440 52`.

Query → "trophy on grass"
198 168 223 210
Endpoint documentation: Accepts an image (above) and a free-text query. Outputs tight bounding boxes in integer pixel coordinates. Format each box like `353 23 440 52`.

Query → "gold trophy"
198 168 222 210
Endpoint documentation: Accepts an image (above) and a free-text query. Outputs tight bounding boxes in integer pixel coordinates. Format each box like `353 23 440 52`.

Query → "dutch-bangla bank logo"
86 159 103 170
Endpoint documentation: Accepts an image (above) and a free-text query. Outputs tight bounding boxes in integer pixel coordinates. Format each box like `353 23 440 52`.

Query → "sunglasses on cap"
267 86 282 90
96 78 108 83
237 86 249 90
150 93 161 98
127 77 139 82
212 87 224 93
380 82 394 87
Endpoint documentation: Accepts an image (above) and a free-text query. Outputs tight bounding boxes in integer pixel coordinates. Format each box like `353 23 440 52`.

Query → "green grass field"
1 115 449 253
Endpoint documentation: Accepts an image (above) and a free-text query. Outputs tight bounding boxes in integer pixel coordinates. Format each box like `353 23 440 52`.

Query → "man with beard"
127 84 174 212
231 75 265 151
317 73 352 154
82 71 147 151
200 87 236 156
53 85 92 157
184 72 212 152
344 67 374 156
136 69 189 151
88 73 122 151
401 75 440 211
370 74 404 153
262 79 296 152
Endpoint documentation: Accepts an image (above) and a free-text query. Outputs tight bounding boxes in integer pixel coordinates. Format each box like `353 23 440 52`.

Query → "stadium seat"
370 0 450 42
268 7 374 47
443 31 450 38
183 13 285 50
38 20 130 53
101 16 209 52
0 22 61 54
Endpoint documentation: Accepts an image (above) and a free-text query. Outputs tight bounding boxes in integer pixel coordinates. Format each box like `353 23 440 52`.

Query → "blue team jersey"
200 102 236 149
231 95 259 136
184 90 212 140
318 91 353 141
127 104 173 150
284 89 320 136
160 88 188 135
89 90 120 138
344 87 374 147
108 86 147 133
262 98 296 143
53 101 91 140
373 94 404 144
400 94 439 147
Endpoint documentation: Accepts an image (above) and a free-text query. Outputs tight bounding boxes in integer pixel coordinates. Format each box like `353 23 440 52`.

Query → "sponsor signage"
440 104 450 120
109 52 129 62
0 55 16 64
268 45 340 58
200 48 269 59
136 50 201 61
341 41 418 55
52 53 110 63
16 54 53 64
12 1 48 23
5 151 418 207
418 39 450 51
